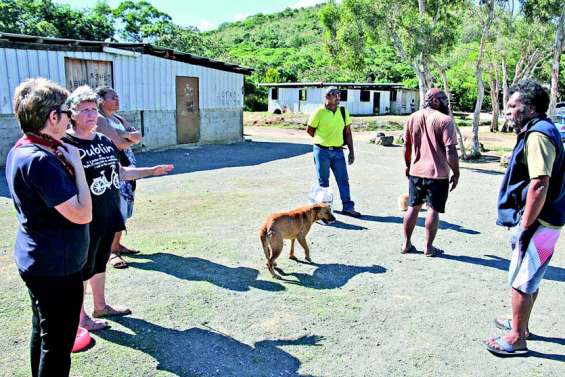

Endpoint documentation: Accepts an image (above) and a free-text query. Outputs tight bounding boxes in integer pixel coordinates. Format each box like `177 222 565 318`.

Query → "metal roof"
0 32 253 75
258 82 410 90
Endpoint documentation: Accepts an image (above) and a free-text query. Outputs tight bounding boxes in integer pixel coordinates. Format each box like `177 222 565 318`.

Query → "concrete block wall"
200 109 243 144
0 109 244 166
142 110 177 149
0 115 21 164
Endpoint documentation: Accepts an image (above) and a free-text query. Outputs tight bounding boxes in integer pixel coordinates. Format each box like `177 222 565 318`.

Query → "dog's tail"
259 227 272 260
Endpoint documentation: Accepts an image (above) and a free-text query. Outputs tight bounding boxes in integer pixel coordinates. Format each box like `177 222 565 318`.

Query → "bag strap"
339 106 346 125
340 106 347 147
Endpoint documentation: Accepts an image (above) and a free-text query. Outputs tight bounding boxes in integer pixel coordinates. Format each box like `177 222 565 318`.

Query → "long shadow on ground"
439 253 565 283
135 140 311 176
96 316 320 376
361 215 480 235
0 140 312 198
127 253 285 292
275 261 386 289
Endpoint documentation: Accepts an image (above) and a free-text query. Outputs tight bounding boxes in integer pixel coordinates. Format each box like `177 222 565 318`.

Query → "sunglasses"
54 105 72 117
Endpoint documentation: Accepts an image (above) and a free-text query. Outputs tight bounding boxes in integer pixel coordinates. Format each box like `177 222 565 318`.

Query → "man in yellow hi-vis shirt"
307 87 360 217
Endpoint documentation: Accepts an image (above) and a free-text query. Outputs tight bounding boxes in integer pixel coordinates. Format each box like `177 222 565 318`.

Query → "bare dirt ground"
0 127 563 376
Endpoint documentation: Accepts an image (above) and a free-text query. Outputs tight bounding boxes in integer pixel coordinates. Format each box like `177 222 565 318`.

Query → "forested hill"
203 5 413 110
1 0 562 113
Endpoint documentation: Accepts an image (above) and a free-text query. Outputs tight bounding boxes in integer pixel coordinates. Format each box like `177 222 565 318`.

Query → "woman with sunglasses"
63 86 173 330
6 78 92 377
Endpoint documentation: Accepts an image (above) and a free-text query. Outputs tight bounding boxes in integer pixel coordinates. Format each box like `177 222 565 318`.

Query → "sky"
54 0 335 31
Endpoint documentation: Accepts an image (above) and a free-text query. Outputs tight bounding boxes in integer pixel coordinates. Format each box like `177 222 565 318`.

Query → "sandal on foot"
424 247 444 257
118 245 140 255
494 317 531 339
81 318 109 332
108 253 128 269
485 336 528 356
401 245 417 254
92 305 132 318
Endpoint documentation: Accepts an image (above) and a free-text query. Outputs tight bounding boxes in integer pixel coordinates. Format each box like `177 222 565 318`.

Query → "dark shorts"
408 176 449 213
82 231 114 280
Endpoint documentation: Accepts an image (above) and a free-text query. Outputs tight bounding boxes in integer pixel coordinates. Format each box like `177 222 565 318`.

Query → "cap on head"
324 87 340 97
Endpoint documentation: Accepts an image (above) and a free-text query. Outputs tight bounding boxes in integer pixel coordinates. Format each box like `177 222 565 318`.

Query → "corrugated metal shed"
0 33 251 114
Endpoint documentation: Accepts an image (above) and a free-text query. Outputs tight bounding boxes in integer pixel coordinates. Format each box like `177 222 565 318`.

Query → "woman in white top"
95 86 143 268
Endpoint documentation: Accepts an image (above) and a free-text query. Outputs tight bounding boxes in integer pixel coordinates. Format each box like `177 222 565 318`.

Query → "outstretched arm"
119 164 174 181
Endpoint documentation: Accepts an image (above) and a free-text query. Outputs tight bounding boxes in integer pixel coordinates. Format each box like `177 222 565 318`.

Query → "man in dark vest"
485 80 565 356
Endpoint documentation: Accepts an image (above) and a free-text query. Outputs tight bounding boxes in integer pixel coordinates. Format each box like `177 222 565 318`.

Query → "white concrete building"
0 32 252 165
259 82 419 116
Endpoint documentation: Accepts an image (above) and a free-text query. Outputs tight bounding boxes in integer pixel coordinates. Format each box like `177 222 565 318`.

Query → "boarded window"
339 89 348 102
272 88 279 100
390 90 397 101
360 90 371 102
299 89 307 101
65 58 113 92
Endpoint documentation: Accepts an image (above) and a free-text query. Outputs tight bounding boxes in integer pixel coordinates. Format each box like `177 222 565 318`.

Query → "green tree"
0 0 114 40
113 0 172 42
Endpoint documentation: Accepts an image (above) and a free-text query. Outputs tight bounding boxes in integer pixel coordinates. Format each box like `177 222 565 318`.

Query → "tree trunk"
470 0 494 159
548 3 565 119
431 58 467 159
413 61 429 109
501 59 510 132
489 69 499 132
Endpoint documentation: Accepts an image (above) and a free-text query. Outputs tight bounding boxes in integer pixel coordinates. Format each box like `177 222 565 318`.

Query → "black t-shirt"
63 133 125 234
5 145 89 277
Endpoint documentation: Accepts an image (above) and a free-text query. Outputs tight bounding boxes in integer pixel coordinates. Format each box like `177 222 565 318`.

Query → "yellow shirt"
524 132 561 229
308 106 351 147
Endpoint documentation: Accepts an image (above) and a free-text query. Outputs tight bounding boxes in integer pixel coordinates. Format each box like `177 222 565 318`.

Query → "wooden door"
64 58 113 91
176 76 200 144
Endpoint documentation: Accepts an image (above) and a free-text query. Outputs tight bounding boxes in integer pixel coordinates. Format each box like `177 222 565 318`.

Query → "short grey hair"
66 85 98 112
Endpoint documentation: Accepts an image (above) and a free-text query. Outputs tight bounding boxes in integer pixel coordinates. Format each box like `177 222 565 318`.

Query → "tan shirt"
524 132 561 229
404 108 457 179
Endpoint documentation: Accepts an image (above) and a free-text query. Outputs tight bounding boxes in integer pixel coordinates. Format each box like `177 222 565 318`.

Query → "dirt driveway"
0 127 563 376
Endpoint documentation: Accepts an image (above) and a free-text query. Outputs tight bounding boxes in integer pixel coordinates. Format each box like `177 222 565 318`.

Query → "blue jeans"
313 145 355 212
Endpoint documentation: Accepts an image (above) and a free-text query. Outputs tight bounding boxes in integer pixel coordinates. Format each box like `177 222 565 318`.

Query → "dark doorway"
373 92 381 114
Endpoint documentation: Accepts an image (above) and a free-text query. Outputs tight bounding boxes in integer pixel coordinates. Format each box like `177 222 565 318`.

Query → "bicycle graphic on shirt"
90 166 120 196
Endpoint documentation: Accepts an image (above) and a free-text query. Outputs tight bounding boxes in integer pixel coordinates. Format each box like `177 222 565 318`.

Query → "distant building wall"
0 47 246 165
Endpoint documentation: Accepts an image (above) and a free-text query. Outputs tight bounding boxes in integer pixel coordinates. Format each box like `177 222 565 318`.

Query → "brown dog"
259 203 335 279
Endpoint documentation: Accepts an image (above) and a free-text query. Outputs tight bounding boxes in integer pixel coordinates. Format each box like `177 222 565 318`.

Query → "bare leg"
79 279 107 330
89 272 107 311
424 206 439 255
111 231 121 253
486 287 531 350
79 281 88 324
402 204 422 252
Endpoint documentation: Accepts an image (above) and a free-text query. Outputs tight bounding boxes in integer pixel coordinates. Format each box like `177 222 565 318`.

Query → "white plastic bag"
308 183 334 209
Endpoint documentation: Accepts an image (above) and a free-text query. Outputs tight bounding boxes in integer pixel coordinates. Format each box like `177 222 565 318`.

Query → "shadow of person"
127 253 285 292
438 253 565 283
276 262 386 289
97 317 320 376
325 220 368 231
359 215 480 235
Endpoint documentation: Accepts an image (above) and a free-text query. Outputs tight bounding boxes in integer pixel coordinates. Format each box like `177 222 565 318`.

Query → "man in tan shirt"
401 88 460 256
